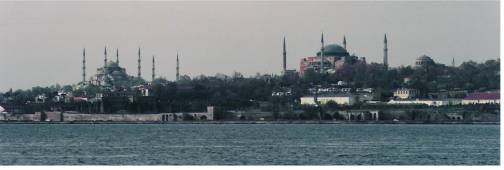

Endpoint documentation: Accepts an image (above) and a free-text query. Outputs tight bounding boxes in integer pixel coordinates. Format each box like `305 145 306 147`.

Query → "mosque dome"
415 55 435 67
106 61 119 68
112 70 122 76
316 44 349 56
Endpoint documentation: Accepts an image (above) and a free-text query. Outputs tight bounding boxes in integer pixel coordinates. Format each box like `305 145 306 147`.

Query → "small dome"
316 44 349 56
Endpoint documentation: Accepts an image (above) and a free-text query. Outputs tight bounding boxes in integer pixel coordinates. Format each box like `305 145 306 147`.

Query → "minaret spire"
116 48 119 65
137 47 141 78
383 34 388 69
319 32 325 74
452 57 455 67
152 55 155 82
282 36 287 73
104 46 107 67
343 35 347 50
82 48 86 83
176 52 180 81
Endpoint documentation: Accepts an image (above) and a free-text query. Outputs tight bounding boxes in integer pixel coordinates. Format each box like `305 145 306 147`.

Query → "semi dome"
316 44 349 56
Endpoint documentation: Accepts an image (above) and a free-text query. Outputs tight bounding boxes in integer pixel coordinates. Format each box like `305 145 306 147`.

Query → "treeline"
0 59 500 112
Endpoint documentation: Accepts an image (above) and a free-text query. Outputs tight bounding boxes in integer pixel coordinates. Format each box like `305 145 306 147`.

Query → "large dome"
316 44 349 56
415 55 435 66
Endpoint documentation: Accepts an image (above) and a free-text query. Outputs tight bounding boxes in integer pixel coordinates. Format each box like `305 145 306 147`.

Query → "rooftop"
463 92 500 100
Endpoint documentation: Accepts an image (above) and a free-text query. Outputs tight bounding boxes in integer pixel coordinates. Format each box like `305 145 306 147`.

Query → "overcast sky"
0 1 499 92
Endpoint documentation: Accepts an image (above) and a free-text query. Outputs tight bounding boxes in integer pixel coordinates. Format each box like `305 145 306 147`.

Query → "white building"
462 92 500 105
393 88 419 99
388 99 462 107
300 95 356 106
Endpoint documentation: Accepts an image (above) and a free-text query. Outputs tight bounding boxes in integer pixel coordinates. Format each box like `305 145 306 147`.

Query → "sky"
0 1 499 92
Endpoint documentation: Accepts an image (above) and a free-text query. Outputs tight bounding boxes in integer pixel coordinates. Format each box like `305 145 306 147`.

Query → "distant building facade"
300 94 356 106
393 88 419 99
415 55 435 67
388 99 462 107
299 44 350 75
462 92 500 105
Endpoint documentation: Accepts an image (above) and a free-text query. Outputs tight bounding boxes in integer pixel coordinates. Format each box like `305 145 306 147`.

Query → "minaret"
82 48 86 83
452 57 455 67
176 52 180 81
343 35 347 50
319 32 325 74
282 36 287 73
116 48 119 64
383 34 388 69
137 47 141 78
152 55 155 81
104 46 107 68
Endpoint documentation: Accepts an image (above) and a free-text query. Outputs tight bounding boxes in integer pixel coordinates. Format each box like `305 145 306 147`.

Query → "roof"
316 44 349 56
463 92 500 100
416 55 434 62
302 94 355 98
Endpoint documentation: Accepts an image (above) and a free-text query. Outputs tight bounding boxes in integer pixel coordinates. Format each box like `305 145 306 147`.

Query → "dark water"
0 123 499 165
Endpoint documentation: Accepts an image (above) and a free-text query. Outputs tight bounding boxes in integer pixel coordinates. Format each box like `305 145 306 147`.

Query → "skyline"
0 1 499 91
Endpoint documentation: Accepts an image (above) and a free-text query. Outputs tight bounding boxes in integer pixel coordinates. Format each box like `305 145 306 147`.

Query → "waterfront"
0 124 499 165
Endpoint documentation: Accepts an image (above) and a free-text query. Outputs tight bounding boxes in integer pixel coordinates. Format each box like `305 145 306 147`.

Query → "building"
89 62 131 90
336 110 380 121
462 92 500 105
299 34 385 75
388 99 462 107
300 94 356 106
393 88 419 99
299 43 350 75
415 55 435 67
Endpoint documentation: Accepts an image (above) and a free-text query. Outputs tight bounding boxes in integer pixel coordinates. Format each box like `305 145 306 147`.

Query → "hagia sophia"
296 33 389 75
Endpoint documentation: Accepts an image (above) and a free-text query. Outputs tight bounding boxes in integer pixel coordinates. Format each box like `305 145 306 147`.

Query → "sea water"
0 123 499 165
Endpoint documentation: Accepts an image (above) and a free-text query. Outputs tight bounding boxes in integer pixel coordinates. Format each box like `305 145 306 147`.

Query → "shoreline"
0 120 499 125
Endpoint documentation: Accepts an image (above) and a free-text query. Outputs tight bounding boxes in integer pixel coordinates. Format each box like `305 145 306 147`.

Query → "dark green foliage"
0 59 499 116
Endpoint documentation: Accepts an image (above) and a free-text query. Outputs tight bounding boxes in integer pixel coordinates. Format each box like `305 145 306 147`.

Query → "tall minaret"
320 32 325 74
82 48 86 83
282 36 287 73
452 57 455 67
116 48 119 64
137 47 141 78
104 46 107 68
343 35 347 50
176 52 180 81
152 55 155 81
383 34 388 69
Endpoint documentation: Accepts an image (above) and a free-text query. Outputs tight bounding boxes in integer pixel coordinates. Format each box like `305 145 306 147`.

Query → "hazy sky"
0 1 499 91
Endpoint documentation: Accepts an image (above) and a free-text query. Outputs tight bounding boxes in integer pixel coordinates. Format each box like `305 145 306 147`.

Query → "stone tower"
383 34 388 69
137 47 141 78
104 46 107 68
282 36 287 73
152 55 155 82
116 48 119 64
320 32 325 74
176 52 180 81
82 48 86 83
343 35 347 50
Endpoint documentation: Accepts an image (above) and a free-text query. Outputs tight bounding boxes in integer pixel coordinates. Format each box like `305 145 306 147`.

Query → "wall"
0 113 37 121
63 113 161 122
300 96 355 105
